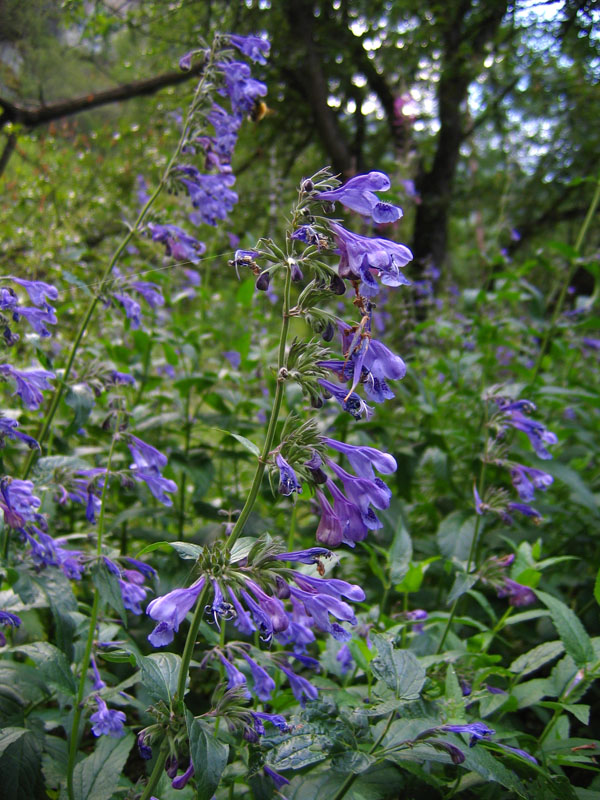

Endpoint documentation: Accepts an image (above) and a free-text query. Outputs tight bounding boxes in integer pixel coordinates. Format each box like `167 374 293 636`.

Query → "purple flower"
277 664 319 706
137 731 153 760
147 222 206 264
327 459 392 512
244 578 289 633
252 711 288 733
119 569 149 615
498 400 558 460
0 477 41 528
109 370 135 386
496 743 537 764
218 61 267 115
405 608 428 634
175 167 238 226
0 364 55 410
263 765 290 789
228 34 270 64
9 277 58 307
90 654 106 690
290 571 365 603
223 350 241 369
510 464 553 502
0 609 21 645
114 292 141 328
218 653 250 696
291 225 323 248
227 587 256 636
329 221 412 295
507 502 542 523
318 172 403 224
241 653 275 701
128 435 177 506
289 585 356 640
0 288 18 311
497 578 536 607
179 50 194 71
123 557 157 579
323 437 396 480
171 761 194 789
315 489 344 546
439 722 495 747
337 643 354 673
273 547 331 564
275 596 316 654
318 378 373 421
0 417 39 450
90 696 126 737
12 305 57 337
146 577 206 646
275 454 302 496
131 281 164 309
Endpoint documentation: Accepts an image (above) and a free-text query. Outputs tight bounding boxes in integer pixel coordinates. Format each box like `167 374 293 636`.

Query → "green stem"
332 709 396 800
227 264 292 552
21 48 217 482
139 582 209 800
178 388 193 540
435 464 487 655
530 177 600 384
66 421 120 800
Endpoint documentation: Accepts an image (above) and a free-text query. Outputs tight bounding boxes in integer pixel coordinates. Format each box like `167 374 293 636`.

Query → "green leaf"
137 652 182 703
270 733 330 771
0 728 29 758
0 724 44 800
91 563 126 624
535 590 595 667
461 745 527 797
31 571 77 659
594 566 600 607
436 511 477 561
540 461 599 517
187 717 229 800
235 277 256 307
509 640 565 677
538 702 590 725
447 572 478 604
72 731 133 800
389 518 412 584
331 750 376 774
230 536 258 564
218 429 260 457
10 642 76 696
370 634 426 700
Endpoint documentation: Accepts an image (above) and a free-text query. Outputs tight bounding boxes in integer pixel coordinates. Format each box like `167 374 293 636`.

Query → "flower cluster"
478 394 557 523
0 277 59 344
146 544 364 705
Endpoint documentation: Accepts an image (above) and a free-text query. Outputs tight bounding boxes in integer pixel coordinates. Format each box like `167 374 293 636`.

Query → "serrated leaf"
270 733 330 771
72 731 133 800
510 640 565 676
137 652 182 703
447 572 478 604
461 745 527 797
331 750 375 774
10 642 76 696
187 717 229 800
0 724 44 800
389 518 412 584
370 634 426 700
436 511 477 561
535 591 594 667
0 728 29 758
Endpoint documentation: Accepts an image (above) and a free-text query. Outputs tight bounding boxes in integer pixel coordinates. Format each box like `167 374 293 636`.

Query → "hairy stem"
66 422 120 800
139 582 208 800
226 263 293 552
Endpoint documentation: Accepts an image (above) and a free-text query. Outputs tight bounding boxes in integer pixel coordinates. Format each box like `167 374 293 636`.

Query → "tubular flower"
329 221 412 296
275 454 302 496
318 171 403 223
146 577 206 646
0 364 55 410
90 696 126 738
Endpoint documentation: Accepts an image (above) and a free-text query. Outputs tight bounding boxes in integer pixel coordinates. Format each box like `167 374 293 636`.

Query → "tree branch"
0 60 206 131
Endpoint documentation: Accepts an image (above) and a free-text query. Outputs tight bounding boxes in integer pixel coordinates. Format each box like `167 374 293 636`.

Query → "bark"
411 0 509 279
0 60 205 131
